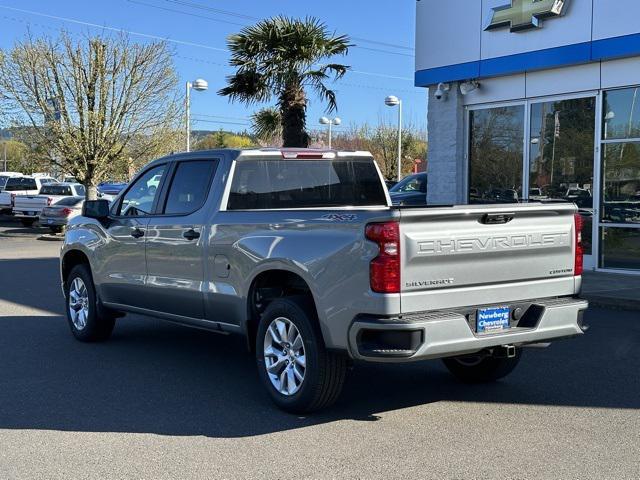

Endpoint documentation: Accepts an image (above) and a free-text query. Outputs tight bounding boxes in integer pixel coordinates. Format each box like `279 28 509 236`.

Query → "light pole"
385 95 403 181
185 78 209 152
319 116 341 149
604 111 615 139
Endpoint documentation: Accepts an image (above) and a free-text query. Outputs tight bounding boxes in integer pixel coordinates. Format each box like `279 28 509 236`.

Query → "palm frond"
218 69 271 104
251 107 282 144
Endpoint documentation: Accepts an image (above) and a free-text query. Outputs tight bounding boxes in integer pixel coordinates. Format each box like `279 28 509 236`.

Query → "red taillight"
365 221 400 293
47 197 53 206
574 213 584 276
60 207 73 216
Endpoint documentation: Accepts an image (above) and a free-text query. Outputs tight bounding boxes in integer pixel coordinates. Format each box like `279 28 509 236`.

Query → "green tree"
332 122 428 180
194 130 255 150
219 16 350 148
0 139 29 172
0 32 181 199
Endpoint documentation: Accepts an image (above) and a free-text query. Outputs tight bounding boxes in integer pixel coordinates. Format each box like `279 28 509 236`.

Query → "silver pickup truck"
60 149 588 412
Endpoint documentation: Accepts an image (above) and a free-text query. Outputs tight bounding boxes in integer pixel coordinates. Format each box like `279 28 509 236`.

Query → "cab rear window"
40 185 72 195
227 158 387 210
5 177 36 191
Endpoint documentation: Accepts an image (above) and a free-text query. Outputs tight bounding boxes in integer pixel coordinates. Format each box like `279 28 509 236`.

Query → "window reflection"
529 97 595 253
603 88 640 140
601 142 640 224
469 106 524 204
529 98 595 204
600 227 640 270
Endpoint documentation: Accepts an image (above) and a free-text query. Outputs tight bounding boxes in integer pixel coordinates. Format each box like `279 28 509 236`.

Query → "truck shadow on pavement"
0 257 639 438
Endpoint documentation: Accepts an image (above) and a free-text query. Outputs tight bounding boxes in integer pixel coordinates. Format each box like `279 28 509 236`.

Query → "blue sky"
0 0 427 134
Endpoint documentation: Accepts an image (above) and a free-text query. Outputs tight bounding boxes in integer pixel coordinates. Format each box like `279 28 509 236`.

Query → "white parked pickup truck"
0 172 23 193
13 182 85 226
0 176 58 217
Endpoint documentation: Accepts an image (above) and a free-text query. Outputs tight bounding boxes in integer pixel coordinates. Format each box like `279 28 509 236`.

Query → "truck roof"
149 148 373 165
236 148 373 159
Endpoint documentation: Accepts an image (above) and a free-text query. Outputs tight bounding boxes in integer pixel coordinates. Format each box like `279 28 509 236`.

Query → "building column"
426 82 467 205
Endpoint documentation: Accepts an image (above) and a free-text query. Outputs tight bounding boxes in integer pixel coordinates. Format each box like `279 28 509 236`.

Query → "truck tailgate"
13 195 50 214
399 203 579 313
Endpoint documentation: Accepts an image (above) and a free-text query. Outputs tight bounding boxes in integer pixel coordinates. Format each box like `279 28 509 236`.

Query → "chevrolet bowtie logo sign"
485 0 569 32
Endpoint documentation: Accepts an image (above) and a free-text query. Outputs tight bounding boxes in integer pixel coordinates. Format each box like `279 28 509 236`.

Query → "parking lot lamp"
185 78 209 152
319 117 341 149
385 95 403 181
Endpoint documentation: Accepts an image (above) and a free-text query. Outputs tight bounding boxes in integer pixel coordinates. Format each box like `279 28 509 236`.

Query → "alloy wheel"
68 277 89 330
263 317 306 396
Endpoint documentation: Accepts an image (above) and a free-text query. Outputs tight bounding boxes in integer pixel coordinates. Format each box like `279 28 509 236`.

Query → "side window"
163 160 216 215
117 165 166 216
75 185 86 196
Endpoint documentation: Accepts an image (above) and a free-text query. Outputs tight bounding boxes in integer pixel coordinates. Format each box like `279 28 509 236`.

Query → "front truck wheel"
256 297 347 413
442 348 523 383
65 264 115 342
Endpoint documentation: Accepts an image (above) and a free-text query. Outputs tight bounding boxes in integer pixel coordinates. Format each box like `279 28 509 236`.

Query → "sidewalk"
581 271 640 311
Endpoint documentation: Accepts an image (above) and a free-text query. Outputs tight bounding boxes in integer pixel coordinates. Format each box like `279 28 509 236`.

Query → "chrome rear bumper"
349 297 588 363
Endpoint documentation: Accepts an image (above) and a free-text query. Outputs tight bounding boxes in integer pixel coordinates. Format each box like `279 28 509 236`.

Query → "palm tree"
219 16 350 147
251 108 282 146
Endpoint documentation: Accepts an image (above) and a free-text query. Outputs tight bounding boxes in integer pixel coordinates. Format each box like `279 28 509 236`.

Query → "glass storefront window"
529 97 595 254
600 227 640 270
600 87 640 272
602 88 640 140
469 106 524 203
601 142 640 224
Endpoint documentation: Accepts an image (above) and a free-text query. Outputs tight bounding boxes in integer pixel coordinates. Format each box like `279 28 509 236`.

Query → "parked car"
389 172 428 206
39 196 84 233
0 175 58 215
97 181 128 196
487 188 519 203
13 183 85 226
61 148 588 413
0 172 23 193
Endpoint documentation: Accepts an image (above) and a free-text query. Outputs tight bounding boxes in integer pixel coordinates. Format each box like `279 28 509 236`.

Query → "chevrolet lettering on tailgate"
418 232 570 256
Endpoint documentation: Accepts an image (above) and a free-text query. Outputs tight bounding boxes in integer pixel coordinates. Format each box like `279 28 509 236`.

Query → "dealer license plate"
47 219 54 224
476 306 510 334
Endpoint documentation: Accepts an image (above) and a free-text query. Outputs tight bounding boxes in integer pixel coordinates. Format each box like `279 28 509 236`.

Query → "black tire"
256 297 347 413
20 218 36 227
64 264 115 342
50 226 63 234
442 349 522 383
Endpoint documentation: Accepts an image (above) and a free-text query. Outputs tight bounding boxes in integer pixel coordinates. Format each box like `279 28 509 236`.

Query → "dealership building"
416 0 640 274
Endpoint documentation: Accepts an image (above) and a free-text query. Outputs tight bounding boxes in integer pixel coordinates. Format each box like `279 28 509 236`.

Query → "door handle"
183 229 200 241
130 227 145 239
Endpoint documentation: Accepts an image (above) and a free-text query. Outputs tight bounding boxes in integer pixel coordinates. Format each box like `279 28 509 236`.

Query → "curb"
580 295 640 312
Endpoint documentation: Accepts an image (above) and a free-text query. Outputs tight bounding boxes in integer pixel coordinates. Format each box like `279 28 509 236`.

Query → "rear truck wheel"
442 348 522 383
65 264 115 342
256 297 347 413
20 218 35 227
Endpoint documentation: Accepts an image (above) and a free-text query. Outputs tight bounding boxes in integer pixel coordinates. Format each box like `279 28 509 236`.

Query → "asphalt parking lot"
0 222 639 480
